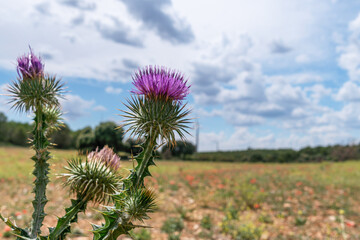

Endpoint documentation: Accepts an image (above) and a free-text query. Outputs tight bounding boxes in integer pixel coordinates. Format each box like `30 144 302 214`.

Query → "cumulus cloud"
60 94 95 120
338 13 360 81
105 86 123 94
59 0 96 11
122 58 139 69
335 81 360 102
120 0 194 44
95 17 143 47
93 105 107 111
269 40 292 54
266 73 323 85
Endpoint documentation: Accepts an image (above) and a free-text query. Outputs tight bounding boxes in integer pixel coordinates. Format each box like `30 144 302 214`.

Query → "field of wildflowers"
1 146 360 239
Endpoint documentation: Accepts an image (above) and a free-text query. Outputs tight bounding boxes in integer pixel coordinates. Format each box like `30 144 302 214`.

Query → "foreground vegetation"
0 146 360 239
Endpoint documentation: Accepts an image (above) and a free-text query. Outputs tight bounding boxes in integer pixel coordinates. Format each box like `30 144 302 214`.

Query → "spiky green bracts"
4 48 64 238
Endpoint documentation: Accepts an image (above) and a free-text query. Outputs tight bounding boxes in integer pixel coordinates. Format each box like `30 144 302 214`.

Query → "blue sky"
2 0 360 151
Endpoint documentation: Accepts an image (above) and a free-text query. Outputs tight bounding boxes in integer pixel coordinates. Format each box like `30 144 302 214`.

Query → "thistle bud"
17 48 44 80
62 146 123 203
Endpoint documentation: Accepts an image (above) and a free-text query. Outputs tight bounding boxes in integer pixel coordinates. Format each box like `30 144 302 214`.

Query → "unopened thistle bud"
8 47 64 112
87 146 121 171
17 47 44 80
62 146 123 203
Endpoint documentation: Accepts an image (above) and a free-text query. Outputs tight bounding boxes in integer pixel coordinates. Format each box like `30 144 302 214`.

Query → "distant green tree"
124 138 142 155
0 112 7 142
94 121 124 152
76 126 96 154
51 124 73 149
9 125 29 146
163 141 196 160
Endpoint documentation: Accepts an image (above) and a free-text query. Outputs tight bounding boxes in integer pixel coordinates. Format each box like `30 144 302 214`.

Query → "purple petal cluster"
17 48 44 80
131 66 190 101
88 146 121 171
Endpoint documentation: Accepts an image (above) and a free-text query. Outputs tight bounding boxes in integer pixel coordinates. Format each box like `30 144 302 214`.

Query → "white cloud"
295 54 310 63
60 94 95 120
335 81 360 102
338 13 360 81
105 86 123 94
93 105 107 111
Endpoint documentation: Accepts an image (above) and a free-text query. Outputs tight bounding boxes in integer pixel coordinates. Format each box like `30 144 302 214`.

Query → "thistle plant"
0 48 64 239
0 52 191 239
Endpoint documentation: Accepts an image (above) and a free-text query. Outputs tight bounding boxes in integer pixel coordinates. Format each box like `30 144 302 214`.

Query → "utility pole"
195 119 200 153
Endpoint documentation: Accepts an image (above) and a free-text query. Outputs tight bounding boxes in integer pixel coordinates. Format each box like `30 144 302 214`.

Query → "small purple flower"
88 146 121 171
131 66 190 101
17 48 44 80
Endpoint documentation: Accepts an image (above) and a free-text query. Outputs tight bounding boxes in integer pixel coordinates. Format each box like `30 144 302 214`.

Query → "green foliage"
131 228 152 240
175 206 189 220
77 128 96 154
95 121 125 151
233 224 262 240
51 123 73 149
161 217 184 235
124 138 143 155
200 215 213 230
221 213 262 240
0 112 7 142
162 140 196 160
238 182 266 209
258 213 273 224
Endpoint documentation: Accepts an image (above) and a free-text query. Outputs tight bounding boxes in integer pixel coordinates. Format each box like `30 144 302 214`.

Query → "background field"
0 147 360 239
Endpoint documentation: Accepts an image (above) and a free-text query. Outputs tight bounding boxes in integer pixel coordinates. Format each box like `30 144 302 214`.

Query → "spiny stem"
135 131 157 188
48 198 87 240
30 105 50 238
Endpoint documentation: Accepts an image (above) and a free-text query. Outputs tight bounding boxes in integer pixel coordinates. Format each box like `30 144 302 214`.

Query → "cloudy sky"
1 0 360 151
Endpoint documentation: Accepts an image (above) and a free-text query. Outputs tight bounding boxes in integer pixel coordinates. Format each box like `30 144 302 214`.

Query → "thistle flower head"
62 146 123 204
131 66 190 101
8 48 64 112
16 47 44 80
87 145 121 171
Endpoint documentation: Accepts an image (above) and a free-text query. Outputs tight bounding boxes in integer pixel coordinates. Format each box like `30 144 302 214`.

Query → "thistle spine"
30 105 50 238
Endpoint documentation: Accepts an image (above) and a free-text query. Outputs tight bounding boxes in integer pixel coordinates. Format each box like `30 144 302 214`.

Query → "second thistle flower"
123 66 191 145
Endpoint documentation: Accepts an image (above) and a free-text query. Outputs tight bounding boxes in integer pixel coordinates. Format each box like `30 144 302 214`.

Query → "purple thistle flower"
87 146 121 171
16 47 44 80
131 66 190 101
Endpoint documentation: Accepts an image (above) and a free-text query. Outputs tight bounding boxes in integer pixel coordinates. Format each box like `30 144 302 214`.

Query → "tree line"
2 111 357 162
0 112 196 159
193 145 360 163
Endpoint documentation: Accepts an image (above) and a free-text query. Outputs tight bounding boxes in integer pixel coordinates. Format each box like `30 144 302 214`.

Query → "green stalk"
30 105 50 238
48 198 87 240
135 130 158 188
